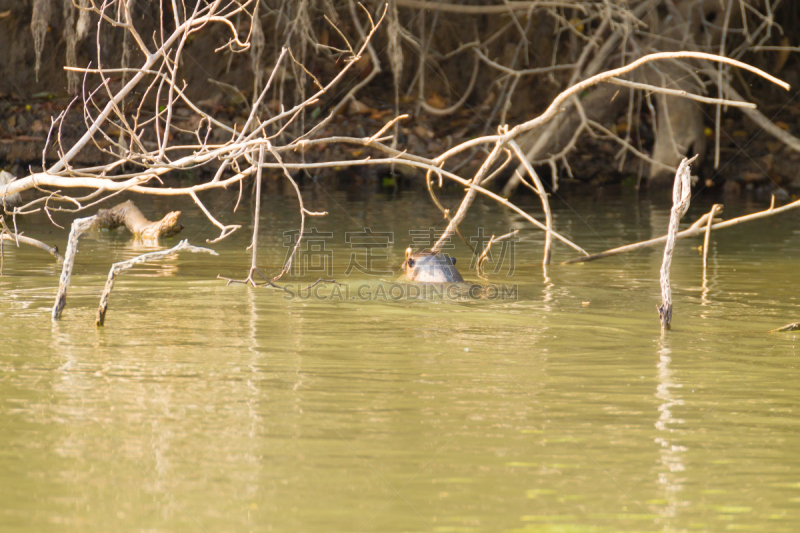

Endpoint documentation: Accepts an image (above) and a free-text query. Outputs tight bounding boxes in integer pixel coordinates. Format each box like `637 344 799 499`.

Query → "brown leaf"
426 93 447 109
412 124 434 140
198 94 223 110
478 91 496 111
348 99 374 115
451 126 469 140
369 109 392 120
173 115 202 131
355 55 373 78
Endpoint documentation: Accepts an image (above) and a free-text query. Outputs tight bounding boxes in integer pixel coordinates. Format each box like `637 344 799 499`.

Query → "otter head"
403 247 464 283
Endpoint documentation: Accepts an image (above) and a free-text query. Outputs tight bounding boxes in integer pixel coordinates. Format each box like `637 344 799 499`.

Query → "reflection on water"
1 188 799 532
655 335 687 531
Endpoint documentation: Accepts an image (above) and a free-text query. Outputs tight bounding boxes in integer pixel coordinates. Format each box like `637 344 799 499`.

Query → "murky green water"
1 185 799 532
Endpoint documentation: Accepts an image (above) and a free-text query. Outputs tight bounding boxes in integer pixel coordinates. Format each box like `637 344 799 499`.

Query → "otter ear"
450 257 457 265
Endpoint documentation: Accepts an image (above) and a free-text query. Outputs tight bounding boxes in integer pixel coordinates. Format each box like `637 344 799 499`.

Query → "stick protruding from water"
658 155 697 330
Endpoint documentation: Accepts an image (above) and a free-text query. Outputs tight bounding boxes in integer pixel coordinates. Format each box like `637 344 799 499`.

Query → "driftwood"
658 156 695 330
96 239 217 326
503 84 631 196
430 139 506 253
0 49 785 277
771 323 800 333
53 201 185 319
96 200 183 240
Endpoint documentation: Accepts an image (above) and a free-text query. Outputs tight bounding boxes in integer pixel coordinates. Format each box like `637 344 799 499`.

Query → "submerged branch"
96 239 217 326
0 234 61 261
563 195 800 265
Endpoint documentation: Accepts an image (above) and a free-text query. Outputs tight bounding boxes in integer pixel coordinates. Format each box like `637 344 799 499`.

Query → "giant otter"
403 248 464 283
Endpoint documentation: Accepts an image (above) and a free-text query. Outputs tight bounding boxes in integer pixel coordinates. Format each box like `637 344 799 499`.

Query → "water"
1 185 799 532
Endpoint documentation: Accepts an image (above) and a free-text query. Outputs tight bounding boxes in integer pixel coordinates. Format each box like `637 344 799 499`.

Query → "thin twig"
702 204 722 270
0 233 61 261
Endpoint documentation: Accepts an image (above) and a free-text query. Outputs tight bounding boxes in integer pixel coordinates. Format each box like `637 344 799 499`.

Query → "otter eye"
408 259 416 268
450 257 457 265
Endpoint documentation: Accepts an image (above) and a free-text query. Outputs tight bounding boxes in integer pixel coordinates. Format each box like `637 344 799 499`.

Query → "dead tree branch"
658 156 695 330
52 215 97 320
96 240 218 326
563 195 800 265
0 234 61 262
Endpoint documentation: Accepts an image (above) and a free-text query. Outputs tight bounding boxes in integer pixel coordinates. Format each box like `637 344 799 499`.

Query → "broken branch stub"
658 156 697 330
52 215 97 320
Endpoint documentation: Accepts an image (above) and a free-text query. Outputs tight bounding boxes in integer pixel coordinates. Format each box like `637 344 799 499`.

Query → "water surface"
1 187 799 532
